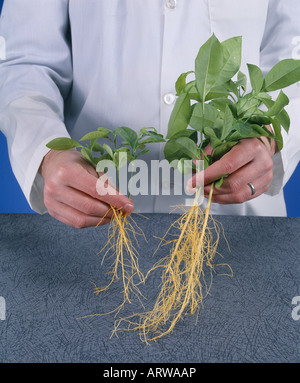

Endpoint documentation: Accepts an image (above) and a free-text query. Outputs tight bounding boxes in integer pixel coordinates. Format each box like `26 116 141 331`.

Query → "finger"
188 140 254 190
204 155 273 197
47 200 112 229
57 163 134 213
205 172 273 204
53 185 115 219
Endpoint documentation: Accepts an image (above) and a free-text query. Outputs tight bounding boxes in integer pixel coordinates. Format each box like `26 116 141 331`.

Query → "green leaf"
235 121 256 138
195 34 223 101
259 96 290 133
195 34 241 101
175 137 200 159
246 114 272 126
205 85 231 101
135 148 151 158
236 93 260 117
46 137 82 150
175 71 194 95
277 108 290 133
221 105 234 140
138 128 165 144
215 176 225 188
263 59 300 91
102 143 114 159
212 141 238 162
164 140 185 163
224 79 239 97
113 151 128 169
265 90 289 116
203 126 218 139
177 158 195 175
167 93 192 138
115 126 138 149
81 147 96 166
236 71 247 92
92 142 105 154
251 124 278 140
80 128 111 141
270 117 283 151
164 129 198 163
189 102 219 132
210 98 237 116
114 146 130 153
247 64 264 93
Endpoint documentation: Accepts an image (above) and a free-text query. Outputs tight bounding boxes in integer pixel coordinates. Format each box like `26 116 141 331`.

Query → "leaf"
92 142 105 154
138 128 165 144
236 93 260 117
236 71 247 92
251 124 278 140
167 92 192 138
175 137 200 159
177 158 195 174
81 147 96 166
195 34 242 100
221 105 234 140
277 108 290 133
224 79 239 98
263 59 300 91
195 34 223 101
235 121 256 138
270 117 283 151
212 141 238 162
113 151 128 169
102 143 114 159
247 64 264 93
246 114 272 126
259 96 290 133
203 126 218 139
114 146 130 153
215 176 225 188
138 126 158 137
80 128 111 141
46 137 82 150
115 126 138 149
175 71 194 95
205 84 231 101
135 148 151 158
265 90 289 116
210 98 237 116
189 102 219 132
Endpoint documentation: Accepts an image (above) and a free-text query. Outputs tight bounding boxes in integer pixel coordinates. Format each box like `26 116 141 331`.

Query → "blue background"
0 0 299 216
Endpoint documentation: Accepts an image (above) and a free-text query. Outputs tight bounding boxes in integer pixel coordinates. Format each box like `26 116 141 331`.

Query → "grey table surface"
0 213 299 364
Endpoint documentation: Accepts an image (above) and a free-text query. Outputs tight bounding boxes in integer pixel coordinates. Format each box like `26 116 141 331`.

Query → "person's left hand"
186 126 278 204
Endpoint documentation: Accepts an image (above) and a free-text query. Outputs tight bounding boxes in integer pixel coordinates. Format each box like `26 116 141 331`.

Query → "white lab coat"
0 0 299 216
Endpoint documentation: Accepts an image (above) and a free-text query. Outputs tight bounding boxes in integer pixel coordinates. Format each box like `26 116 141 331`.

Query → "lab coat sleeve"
0 0 72 214
260 0 300 195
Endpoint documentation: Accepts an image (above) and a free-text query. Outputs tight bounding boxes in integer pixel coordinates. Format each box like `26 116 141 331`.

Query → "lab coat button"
165 0 177 9
163 92 176 105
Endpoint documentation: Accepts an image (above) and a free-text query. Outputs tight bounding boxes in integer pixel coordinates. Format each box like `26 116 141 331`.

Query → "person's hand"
186 127 278 204
39 149 134 228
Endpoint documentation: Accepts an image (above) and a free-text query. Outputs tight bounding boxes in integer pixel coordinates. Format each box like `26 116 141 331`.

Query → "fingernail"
123 203 134 213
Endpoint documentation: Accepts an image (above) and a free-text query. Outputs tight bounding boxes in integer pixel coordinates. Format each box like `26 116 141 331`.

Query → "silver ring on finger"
248 182 255 196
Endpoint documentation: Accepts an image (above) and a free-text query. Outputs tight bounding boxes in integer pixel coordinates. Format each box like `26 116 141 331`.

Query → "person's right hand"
39 149 134 228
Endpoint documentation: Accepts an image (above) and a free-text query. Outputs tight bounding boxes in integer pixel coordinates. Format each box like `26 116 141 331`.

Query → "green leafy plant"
46 126 165 315
115 34 300 343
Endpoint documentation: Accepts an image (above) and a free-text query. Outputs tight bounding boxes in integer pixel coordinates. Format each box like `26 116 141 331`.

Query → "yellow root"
79 206 147 319
113 185 232 343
